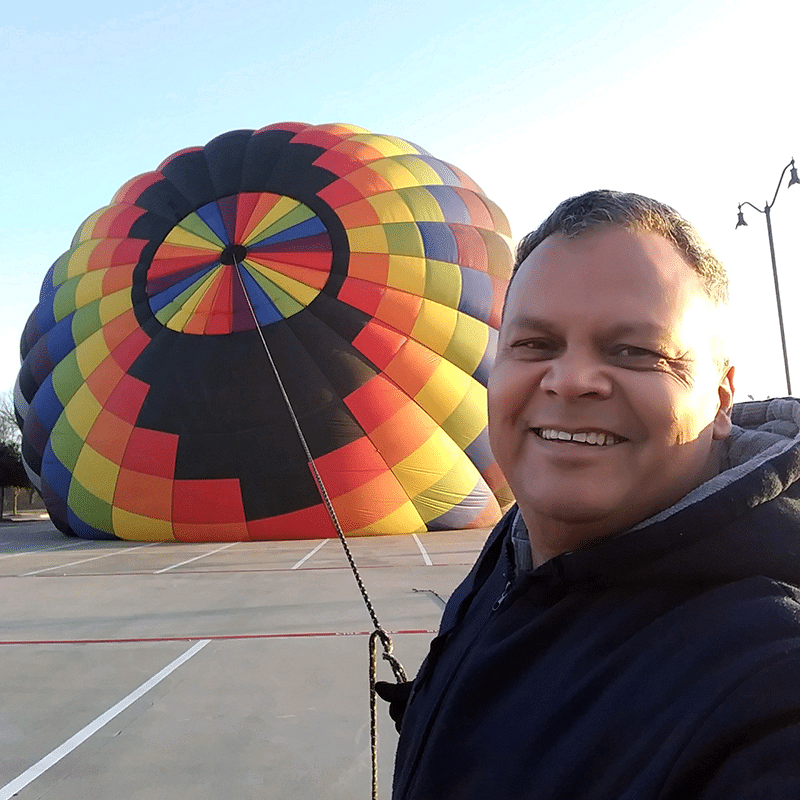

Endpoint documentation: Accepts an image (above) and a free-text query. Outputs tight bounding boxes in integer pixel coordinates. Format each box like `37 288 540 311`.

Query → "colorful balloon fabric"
16 123 514 542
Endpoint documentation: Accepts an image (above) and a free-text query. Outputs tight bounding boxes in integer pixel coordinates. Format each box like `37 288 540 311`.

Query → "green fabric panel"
68 479 114 533
442 312 489 376
71 300 103 346
51 351 85 407
49 415 83 471
243 265 305 316
383 222 426 258
424 259 461 308
52 276 79 322
177 213 225 247
247 203 315 246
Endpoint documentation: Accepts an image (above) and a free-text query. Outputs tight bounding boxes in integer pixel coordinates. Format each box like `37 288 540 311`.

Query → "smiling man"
381 191 800 799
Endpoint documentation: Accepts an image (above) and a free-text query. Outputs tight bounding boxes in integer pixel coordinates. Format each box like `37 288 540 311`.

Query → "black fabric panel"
303 290 371 348
132 328 285 435
239 129 297 192
240 465 321 519
159 148 218 210
133 179 195 225
286 307 378 399
203 129 254 199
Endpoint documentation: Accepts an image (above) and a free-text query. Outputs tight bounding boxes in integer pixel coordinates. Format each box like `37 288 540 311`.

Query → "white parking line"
21 542 159 576
291 539 328 570
0 639 210 800
154 542 238 574
412 534 433 566
0 541 84 560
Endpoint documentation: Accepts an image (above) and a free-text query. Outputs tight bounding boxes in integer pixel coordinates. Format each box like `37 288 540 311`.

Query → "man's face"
488 225 734 555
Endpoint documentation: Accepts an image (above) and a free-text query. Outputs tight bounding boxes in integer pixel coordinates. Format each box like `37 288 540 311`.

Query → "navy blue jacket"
392 400 800 799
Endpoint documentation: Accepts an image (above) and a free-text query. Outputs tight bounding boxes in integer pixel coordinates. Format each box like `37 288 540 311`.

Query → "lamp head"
735 205 747 229
788 158 800 188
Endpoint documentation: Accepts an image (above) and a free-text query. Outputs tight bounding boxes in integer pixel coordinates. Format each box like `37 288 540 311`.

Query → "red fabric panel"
121 426 179 478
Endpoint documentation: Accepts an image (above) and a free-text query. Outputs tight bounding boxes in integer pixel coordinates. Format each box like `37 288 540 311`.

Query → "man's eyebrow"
603 322 671 339
502 315 559 333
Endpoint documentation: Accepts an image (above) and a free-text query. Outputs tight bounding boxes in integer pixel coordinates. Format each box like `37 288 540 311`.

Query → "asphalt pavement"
0 516 490 800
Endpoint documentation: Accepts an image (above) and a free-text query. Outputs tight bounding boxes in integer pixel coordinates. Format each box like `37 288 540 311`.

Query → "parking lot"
0 517 490 799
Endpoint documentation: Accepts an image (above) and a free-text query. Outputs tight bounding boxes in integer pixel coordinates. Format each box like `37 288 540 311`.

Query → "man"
379 190 800 799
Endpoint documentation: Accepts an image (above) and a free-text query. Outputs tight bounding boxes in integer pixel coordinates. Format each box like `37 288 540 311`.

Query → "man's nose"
538 349 613 400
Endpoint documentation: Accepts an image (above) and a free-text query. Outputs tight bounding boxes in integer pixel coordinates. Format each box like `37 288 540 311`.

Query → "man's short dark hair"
513 190 729 306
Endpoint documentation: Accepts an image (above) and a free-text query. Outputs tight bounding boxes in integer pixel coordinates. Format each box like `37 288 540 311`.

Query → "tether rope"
234 263 407 799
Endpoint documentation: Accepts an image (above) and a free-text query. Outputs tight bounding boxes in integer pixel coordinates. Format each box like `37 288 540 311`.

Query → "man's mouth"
533 428 626 446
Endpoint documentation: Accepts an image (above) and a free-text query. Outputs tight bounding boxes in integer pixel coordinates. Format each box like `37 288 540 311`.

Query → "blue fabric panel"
417 222 459 264
458 267 493 324
426 186 471 224
254 215 327 246
195 202 231 245
67 509 116 540
149 264 217 311
33 376 64 430
239 267 284 325
41 441 72 502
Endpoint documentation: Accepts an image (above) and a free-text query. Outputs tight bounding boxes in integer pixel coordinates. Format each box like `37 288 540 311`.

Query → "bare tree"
0 389 21 448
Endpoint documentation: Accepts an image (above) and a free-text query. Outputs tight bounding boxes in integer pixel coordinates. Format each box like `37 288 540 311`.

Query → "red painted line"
0 629 436 646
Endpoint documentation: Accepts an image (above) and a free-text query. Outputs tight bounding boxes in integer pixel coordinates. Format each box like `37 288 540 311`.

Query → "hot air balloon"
15 122 513 542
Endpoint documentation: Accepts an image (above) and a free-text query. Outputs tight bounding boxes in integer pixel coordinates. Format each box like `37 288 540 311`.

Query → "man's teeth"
537 429 621 446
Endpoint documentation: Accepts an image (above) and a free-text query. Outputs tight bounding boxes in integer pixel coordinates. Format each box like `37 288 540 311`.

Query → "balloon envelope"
16 123 513 541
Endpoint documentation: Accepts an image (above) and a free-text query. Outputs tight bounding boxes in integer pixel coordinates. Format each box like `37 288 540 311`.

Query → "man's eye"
513 339 556 352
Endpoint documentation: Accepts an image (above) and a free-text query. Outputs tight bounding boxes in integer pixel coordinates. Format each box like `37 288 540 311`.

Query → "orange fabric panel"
374 287 422 335
331 470 412 532
344 373 411 434
101 309 140 352
313 436 389 497
368 401 439 468
86 409 134 463
346 252 390 284
85 355 126 405
335 199 382 228
114 467 174 519
383 338 441 398
351 319 407 370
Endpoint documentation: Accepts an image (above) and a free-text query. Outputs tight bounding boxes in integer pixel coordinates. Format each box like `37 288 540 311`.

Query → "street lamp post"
736 158 799 396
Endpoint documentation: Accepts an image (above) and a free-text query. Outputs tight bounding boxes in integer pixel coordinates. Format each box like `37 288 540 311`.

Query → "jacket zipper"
492 579 512 611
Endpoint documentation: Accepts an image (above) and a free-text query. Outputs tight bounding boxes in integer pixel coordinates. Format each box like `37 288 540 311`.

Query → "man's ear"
712 363 735 440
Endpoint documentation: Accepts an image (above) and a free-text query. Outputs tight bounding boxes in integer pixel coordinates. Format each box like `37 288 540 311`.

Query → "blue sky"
1 0 798 399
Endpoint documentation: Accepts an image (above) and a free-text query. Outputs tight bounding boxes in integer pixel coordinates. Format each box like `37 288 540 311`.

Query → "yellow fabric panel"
397 187 446 222
244 196 303 243
75 329 112 380
438 379 488 449
481 195 513 237
392 427 461 497
423 260 462 308
411 298 459 357
350 134 420 157
65 383 103 439
442 312 490 376
367 191 416 223
73 445 120 504
394 156 446 187
367 158 421 190
113 507 175 542
347 225 390 254
411 455 482 523
65 241 97 278
387 254 426 296
98 286 135 324
414 358 471 425
259 269 320 307
163 223 223 250
164 270 219 332
347 501 427 536
74 209 107 243
74 269 108 309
